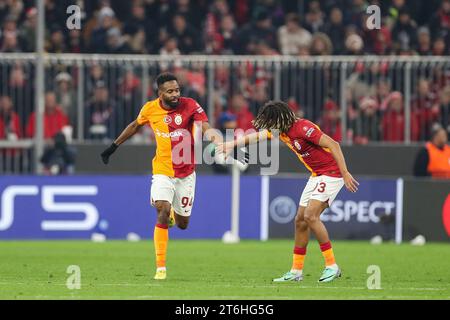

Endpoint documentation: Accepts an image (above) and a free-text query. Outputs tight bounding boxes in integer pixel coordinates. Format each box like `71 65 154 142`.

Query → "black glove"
101 143 118 164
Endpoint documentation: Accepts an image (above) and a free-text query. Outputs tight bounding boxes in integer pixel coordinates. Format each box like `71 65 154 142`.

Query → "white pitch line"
14 295 450 300
0 282 448 292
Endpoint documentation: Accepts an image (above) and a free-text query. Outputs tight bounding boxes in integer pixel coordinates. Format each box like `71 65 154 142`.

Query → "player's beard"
163 97 180 109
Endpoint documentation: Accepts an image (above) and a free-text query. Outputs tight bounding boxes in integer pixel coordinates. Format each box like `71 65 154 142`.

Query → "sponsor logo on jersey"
300 152 310 158
154 128 184 138
306 128 315 137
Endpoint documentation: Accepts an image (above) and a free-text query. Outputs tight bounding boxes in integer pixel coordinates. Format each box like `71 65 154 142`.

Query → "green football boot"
318 266 341 283
273 271 303 282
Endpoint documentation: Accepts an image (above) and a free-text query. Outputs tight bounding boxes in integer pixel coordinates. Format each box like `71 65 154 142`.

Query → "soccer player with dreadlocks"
217 100 359 283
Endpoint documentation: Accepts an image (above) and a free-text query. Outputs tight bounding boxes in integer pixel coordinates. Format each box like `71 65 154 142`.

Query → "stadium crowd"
0 0 449 146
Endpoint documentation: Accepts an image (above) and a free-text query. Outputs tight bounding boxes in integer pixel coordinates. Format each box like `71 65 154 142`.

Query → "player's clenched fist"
101 143 118 164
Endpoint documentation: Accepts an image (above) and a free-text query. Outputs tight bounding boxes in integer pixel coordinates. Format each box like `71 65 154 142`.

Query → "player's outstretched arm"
202 122 223 144
215 130 270 158
100 120 143 164
318 134 359 193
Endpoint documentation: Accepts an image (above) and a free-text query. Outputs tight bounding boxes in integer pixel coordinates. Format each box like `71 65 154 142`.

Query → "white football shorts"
150 172 196 217
299 175 344 208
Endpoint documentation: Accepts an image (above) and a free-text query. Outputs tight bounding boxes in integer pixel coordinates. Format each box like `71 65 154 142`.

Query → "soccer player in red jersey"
217 100 359 283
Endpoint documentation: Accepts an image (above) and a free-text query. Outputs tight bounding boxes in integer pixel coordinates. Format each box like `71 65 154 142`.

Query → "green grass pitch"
0 240 449 300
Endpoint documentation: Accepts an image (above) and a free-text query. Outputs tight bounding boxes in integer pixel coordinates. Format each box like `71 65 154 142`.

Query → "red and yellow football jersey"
137 97 208 178
270 119 341 178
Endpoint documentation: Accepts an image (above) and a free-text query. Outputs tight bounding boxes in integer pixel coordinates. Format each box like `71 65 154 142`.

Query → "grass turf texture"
0 240 449 300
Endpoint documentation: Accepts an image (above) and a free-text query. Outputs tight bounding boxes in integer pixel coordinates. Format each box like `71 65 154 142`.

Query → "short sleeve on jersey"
136 103 150 125
191 101 208 122
299 120 323 145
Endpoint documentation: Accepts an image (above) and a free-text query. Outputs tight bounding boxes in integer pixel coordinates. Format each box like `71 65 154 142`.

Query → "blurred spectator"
106 27 133 54
169 13 201 54
391 8 418 53
228 94 254 131
175 67 206 108
417 27 432 55
67 29 84 53
86 64 106 96
255 39 279 55
219 14 237 54
84 81 115 140
304 1 325 33
411 78 440 140
89 6 116 53
429 0 450 41
287 97 304 118
381 91 419 142
413 124 450 178
40 132 76 175
116 68 142 127
234 8 277 54
55 72 76 127
159 37 181 70
438 86 450 134
26 91 70 139
317 98 342 142
248 82 269 115
345 33 365 55
321 7 346 55
18 7 37 52
123 2 153 52
170 0 206 31
432 36 448 55
0 95 21 140
362 13 392 55
310 32 333 55
46 28 66 53
0 31 20 52
278 13 312 55
375 79 392 105
346 0 368 27
7 63 32 127
352 97 380 144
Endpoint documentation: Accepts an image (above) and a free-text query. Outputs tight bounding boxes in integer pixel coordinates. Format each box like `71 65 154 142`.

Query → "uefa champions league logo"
269 196 297 224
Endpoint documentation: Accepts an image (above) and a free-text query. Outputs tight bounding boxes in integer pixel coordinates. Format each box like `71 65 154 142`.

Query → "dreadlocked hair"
253 101 297 133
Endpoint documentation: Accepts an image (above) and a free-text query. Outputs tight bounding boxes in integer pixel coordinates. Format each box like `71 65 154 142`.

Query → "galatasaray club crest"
163 115 172 124
294 140 301 151
174 114 183 126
